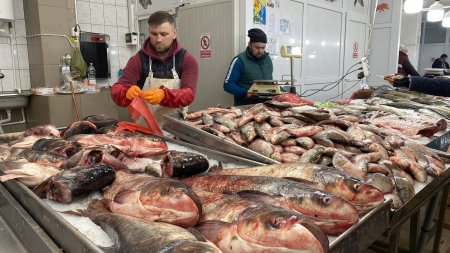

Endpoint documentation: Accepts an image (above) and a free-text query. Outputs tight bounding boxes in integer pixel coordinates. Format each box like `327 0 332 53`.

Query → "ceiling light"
427 0 444 22
404 0 423 14
442 10 450 27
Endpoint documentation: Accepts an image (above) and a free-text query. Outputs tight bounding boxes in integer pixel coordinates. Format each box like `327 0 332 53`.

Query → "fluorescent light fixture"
442 10 450 27
404 0 423 14
427 0 444 22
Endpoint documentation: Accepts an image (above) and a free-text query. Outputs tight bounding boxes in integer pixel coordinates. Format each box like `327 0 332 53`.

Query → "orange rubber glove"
142 88 166 105
126 85 143 101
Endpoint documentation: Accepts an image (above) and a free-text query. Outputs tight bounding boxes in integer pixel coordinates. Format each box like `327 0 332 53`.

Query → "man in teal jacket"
224 28 273 105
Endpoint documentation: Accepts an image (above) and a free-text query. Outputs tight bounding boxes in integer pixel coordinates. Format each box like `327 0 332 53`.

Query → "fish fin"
113 190 138 204
187 227 208 242
283 177 320 188
32 176 53 197
196 220 229 240
0 174 30 181
207 161 223 173
237 190 278 203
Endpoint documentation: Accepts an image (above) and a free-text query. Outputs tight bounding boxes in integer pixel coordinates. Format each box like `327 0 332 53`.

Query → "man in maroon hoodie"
110 11 198 124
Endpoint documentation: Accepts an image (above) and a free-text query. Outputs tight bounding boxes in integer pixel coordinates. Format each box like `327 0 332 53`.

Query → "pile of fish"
0 104 447 252
0 115 332 252
180 100 449 210
346 89 450 139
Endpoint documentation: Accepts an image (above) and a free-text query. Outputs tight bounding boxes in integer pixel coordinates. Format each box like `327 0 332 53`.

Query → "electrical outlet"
361 57 370 78
71 27 79 38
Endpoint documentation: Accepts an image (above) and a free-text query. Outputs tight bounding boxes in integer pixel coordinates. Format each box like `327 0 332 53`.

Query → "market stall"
162 91 450 253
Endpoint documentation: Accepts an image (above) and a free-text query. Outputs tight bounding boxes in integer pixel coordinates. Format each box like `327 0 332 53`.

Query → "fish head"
235 206 329 252
141 179 202 227
286 190 359 234
328 176 384 214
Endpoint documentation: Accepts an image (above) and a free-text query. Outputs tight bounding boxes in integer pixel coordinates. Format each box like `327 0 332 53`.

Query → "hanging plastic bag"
70 46 87 81
128 96 163 135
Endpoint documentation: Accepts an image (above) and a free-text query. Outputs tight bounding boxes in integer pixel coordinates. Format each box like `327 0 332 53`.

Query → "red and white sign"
200 34 211 59
352 42 359 59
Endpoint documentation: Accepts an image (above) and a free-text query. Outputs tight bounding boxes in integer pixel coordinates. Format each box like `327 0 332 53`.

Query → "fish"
283 125 323 137
254 122 272 141
60 121 97 139
0 161 60 187
281 117 308 126
46 164 116 203
62 146 127 171
393 149 427 183
80 201 221 253
366 173 394 194
280 138 297 147
103 171 202 228
83 114 118 129
346 124 366 142
313 129 355 147
119 156 163 176
201 113 214 125
186 107 238 120
195 190 328 253
281 152 300 163
213 114 237 131
161 151 209 178
23 125 60 138
254 110 280 123
299 146 325 163
10 136 53 149
332 152 366 180
299 109 331 121
32 138 79 158
248 139 281 161
281 111 317 124
317 119 352 130
209 163 383 215
182 174 359 235
69 133 168 157
0 145 11 161
7 149 65 167
226 131 248 145
96 125 117 134
209 123 231 133
269 130 291 145
295 136 315 149
268 116 285 127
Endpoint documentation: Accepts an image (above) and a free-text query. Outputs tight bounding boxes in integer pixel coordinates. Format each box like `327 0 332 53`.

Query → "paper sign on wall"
200 34 211 59
352 42 359 59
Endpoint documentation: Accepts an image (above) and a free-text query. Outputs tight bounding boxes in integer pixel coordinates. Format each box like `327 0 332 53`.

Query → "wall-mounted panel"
304 5 342 79
369 28 391 78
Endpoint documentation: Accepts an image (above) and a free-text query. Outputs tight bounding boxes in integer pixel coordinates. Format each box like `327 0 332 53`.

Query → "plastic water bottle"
88 63 96 85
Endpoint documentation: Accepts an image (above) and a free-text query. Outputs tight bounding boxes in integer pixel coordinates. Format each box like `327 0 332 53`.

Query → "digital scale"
279 45 302 94
247 80 290 96
247 45 302 97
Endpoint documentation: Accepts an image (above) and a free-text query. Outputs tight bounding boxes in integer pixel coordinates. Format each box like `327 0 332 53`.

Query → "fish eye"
322 196 331 204
268 217 283 229
354 183 361 191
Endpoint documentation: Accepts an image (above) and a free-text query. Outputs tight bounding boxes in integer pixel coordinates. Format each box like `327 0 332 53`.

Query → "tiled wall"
76 0 135 87
0 0 31 92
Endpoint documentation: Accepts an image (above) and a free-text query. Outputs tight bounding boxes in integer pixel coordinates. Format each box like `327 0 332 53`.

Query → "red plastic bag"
273 93 314 106
115 121 154 135
127 96 163 135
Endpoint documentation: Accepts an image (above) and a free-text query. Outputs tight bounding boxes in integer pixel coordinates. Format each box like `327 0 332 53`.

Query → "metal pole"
414 191 442 253
289 57 296 94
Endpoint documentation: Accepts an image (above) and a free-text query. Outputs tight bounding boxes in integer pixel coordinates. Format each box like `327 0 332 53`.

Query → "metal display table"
163 113 450 253
1 133 392 253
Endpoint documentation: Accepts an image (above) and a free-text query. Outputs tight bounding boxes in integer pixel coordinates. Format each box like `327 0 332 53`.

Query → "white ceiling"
423 0 450 7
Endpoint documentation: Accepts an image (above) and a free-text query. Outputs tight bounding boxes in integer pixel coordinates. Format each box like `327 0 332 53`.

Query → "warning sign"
352 42 359 59
200 34 211 59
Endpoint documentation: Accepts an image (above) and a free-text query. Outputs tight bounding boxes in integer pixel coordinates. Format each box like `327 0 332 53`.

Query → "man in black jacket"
432 54 450 69
384 74 450 97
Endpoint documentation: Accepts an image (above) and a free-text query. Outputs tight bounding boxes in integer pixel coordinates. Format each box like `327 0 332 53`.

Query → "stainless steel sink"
0 92 31 110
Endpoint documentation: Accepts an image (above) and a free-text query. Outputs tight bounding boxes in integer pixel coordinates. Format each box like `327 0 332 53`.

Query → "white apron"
136 55 183 127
